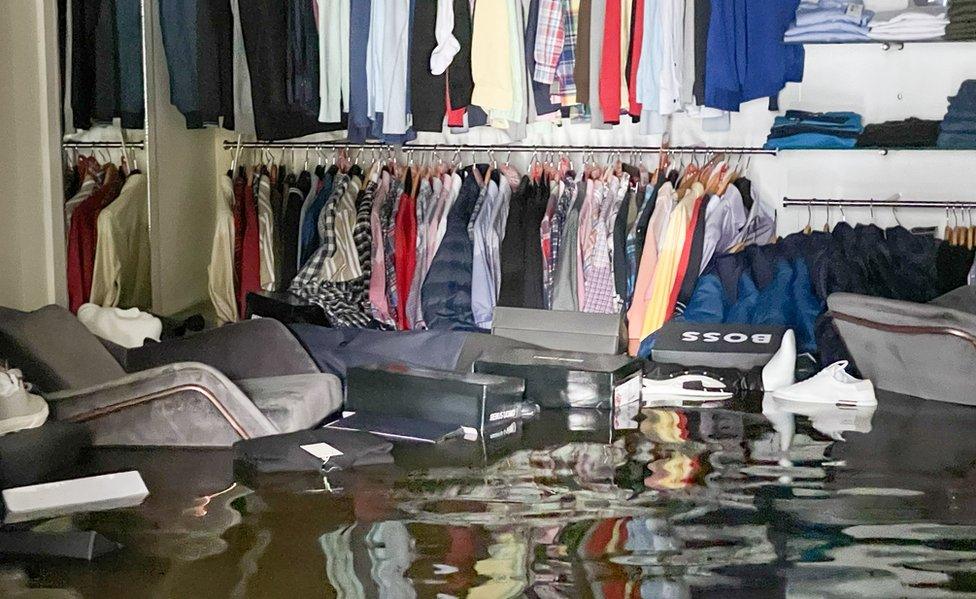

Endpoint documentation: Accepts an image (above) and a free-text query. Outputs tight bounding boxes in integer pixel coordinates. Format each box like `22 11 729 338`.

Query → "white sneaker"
772 361 877 407
0 368 49 436
762 329 796 392
642 374 733 403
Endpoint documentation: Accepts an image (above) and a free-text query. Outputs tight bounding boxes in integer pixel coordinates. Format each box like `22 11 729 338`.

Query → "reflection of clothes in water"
366 521 417 599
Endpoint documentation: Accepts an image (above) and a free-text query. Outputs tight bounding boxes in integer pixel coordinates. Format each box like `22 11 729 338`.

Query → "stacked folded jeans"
947 0 976 40
938 80 976 149
868 4 949 40
764 111 865 150
784 0 874 43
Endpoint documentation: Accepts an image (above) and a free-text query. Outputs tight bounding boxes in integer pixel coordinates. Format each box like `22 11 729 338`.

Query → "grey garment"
236 374 344 432
681 0 696 107
45 363 280 447
0 305 126 394
551 179 586 311
321 527 368 599
122 318 320 381
233 427 393 474
230 0 257 136
929 285 976 314
588 0 612 130
700 187 747 274
828 292 976 407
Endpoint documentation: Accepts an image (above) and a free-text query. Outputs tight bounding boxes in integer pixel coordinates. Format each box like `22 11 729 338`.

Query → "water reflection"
10 392 976 597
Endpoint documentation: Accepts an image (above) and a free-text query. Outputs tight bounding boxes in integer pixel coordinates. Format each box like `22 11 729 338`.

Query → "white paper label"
489 422 518 440
614 375 642 407
846 3 863 19
301 443 344 463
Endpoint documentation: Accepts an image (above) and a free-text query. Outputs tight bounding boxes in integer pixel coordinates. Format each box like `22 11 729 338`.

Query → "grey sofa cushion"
237 374 343 432
46 363 280 447
0 305 126 393
828 292 976 406
124 319 320 380
929 286 976 315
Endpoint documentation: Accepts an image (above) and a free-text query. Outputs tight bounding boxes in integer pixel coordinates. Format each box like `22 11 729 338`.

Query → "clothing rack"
62 140 146 150
783 197 976 210
220 140 777 156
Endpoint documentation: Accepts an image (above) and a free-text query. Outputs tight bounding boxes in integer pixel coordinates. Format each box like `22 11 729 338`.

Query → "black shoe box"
473 348 643 410
345 365 527 439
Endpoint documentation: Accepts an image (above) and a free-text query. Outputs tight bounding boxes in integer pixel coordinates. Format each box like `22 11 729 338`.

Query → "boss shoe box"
473 349 643 410
652 322 787 369
345 365 527 439
491 307 627 354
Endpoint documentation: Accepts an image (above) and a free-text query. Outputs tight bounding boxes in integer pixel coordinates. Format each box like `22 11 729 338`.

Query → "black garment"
70 0 101 129
633 178 665 277
286 0 320 117
612 186 632 302
234 428 393 475
498 177 530 308
239 0 345 140
693 0 710 106
855 118 941 149
522 179 549 309
410 0 446 132
197 0 235 129
675 195 711 313
936 242 976 295
448 0 474 110
279 173 304 288
92 0 118 125
733 177 754 212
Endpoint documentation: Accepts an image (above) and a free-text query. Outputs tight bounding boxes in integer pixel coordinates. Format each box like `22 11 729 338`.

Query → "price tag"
846 3 863 19
301 442 344 463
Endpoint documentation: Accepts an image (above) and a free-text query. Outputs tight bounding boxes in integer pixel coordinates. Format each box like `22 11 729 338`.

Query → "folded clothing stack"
947 0 976 40
869 4 948 40
764 110 865 149
938 80 976 149
785 0 874 43
855 117 942 148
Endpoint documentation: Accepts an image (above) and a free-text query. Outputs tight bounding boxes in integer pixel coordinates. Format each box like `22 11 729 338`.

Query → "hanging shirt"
599 0 622 123
90 173 150 310
369 172 395 326
256 173 276 292
471 0 514 113
472 178 502 329
534 0 566 85
238 173 263 318
583 181 617 313
406 178 436 329
628 181 675 352
209 174 239 325
67 168 121 314
640 183 701 337
382 0 412 135
576 178 595 307
318 0 350 123
431 0 461 74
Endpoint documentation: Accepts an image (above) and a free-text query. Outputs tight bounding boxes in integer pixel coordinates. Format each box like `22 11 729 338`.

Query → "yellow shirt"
640 183 703 338
470 0 513 112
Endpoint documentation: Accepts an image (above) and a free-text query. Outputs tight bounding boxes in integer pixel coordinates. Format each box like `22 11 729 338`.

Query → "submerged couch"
828 286 976 406
0 305 342 447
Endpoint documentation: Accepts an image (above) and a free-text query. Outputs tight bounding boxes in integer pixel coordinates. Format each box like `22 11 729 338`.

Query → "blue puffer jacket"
638 224 948 360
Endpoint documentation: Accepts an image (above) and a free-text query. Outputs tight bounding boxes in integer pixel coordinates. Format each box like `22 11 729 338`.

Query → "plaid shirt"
294 181 377 329
382 181 403 326
317 174 351 259
534 0 565 85
555 0 579 104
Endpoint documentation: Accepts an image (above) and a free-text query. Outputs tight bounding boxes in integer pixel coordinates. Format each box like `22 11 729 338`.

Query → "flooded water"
5 390 976 598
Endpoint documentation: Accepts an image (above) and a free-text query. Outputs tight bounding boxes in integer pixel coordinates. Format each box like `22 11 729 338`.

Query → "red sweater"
237 176 262 318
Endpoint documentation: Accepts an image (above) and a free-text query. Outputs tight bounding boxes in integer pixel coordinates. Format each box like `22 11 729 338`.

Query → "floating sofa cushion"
0 305 126 393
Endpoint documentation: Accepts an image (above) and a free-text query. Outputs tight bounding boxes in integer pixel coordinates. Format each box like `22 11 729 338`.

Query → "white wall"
0 0 66 311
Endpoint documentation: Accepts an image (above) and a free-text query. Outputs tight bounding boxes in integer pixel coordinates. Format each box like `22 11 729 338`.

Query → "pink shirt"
576 179 595 308
369 172 394 326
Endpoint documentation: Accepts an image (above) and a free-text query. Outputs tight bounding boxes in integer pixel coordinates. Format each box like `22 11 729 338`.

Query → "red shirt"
237 176 262 318
394 192 417 330
66 173 121 313
599 0 622 124
628 0 645 116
